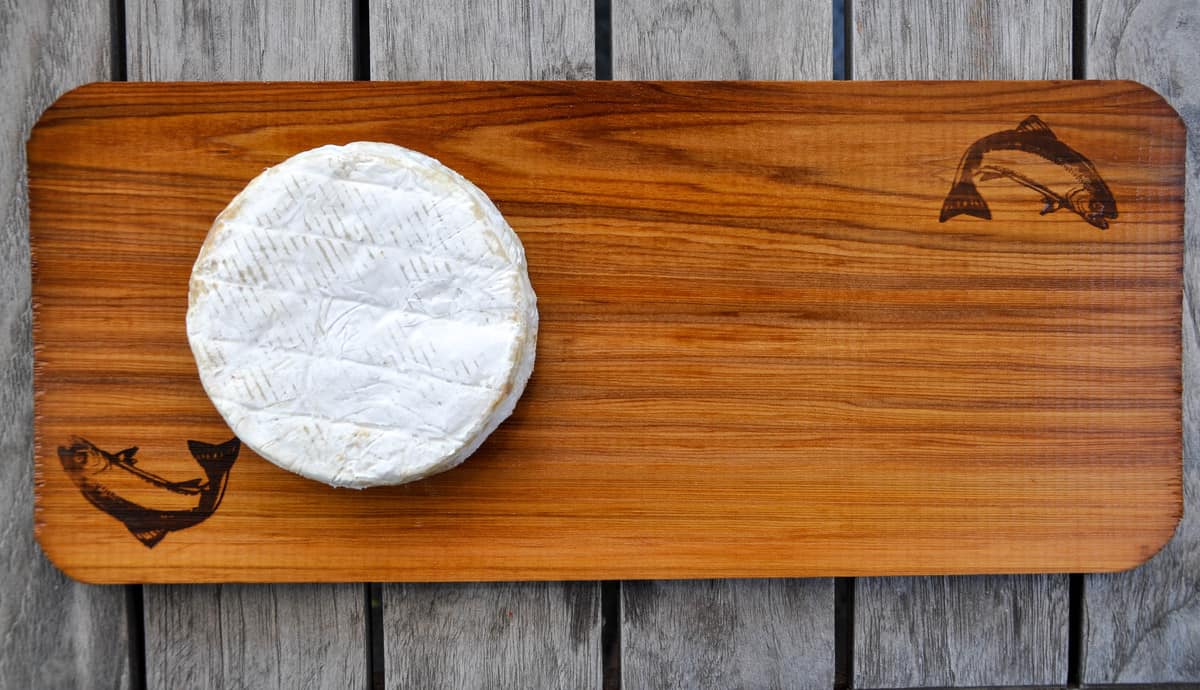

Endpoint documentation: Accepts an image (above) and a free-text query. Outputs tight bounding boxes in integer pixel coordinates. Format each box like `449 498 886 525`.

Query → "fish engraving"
940 115 1117 229
58 437 239 547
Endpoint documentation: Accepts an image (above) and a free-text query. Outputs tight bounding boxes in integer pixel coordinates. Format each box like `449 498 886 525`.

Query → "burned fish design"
58 437 239 548
940 115 1117 229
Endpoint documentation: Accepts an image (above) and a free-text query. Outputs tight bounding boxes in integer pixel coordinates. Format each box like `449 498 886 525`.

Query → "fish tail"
940 180 992 222
129 528 168 548
188 437 241 480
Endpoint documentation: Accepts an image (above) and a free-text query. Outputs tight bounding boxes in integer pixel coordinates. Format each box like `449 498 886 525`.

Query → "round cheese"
186 142 537 488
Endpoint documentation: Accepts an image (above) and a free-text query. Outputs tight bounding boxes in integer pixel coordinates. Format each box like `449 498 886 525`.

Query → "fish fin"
1039 197 1062 215
129 528 168 548
978 169 1004 181
170 477 205 493
940 180 992 222
116 447 139 464
1015 115 1057 139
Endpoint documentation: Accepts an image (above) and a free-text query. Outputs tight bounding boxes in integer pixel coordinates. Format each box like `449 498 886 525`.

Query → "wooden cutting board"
30 81 1184 584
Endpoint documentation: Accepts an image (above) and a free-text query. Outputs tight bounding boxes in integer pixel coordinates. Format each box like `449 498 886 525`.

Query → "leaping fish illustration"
940 115 1117 229
58 437 240 547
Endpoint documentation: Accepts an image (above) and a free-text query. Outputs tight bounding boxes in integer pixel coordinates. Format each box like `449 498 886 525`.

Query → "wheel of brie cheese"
186 142 537 488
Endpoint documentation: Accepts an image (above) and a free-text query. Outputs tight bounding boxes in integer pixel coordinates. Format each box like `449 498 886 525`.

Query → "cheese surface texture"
187 142 537 488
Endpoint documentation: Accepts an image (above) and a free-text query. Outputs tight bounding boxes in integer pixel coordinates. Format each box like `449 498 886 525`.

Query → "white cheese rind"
187 142 537 488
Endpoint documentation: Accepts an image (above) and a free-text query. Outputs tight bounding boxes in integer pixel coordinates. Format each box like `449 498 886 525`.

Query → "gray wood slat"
370 0 594 79
851 0 1072 80
1 1 130 688
1082 0 1200 682
145 584 366 690
612 2 834 689
372 2 602 687
384 582 600 689
612 0 831 79
621 579 834 690
854 576 1069 688
127 0 354 81
851 1 1072 687
126 3 366 689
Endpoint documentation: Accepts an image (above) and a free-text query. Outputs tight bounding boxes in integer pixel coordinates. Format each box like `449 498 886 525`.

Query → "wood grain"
854 575 1068 687
28 80 1184 585
614 5 834 689
621 579 833 689
851 0 1072 80
612 0 831 79
372 10 602 689
851 2 1073 687
0 1 131 688
124 4 366 689
127 0 353 81
383 582 599 688
1082 0 1200 682
370 0 593 79
144 584 366 690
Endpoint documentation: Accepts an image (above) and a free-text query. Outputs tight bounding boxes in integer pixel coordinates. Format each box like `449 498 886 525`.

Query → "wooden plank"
145 584 366 690
126 0 353 80
851 0 1072 80
384 582 599 688
612 0 831 79
613 3 832 688
1082 1 1200 682
370 0 594 79
0 1 129 688
124 3 366 689
854 576 1069 687
29 80 1184 582
851 1 1074 687
621 580 833 689
372 7 602 686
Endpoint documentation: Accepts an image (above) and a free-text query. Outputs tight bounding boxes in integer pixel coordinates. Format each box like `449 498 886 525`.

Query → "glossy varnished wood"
29 80 1185 583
